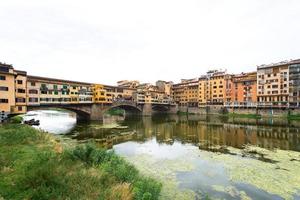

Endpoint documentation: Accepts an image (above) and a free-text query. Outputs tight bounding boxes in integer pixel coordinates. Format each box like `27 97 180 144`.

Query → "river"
23 110 300 200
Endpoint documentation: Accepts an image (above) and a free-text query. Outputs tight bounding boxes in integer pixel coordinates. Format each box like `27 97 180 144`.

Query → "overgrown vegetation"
288 114 300 120
0 124 161 200
227 113 261 119
106 108 125 116
8 115 23 124
177 111 188 115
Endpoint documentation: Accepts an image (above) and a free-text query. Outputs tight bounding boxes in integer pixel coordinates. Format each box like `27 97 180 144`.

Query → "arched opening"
27 106 91 122
152 105 170 112
104 105 142 117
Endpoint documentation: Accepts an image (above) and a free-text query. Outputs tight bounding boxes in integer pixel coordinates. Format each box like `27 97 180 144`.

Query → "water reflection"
23 110 77 134
69 114 300 152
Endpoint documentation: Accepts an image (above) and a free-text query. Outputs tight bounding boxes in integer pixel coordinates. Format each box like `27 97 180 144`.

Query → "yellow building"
208 71 226 105
69 85 79 104
172 79 198 107
12 70 27 113
27 78 40 106
92 84 109 104
0 63 15 114
198 76 207 106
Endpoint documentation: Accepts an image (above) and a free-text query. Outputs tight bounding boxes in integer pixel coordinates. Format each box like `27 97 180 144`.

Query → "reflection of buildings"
73 115 300 152
135 116 300 152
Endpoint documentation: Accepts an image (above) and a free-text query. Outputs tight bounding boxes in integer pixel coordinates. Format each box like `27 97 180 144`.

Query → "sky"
0 0 300 85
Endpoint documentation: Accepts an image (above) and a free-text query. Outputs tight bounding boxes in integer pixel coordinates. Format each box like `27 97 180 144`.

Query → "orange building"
231 72 257 106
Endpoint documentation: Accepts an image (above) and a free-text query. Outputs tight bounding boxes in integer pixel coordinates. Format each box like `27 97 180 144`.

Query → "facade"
28 76 93 105
257 62 289 107
172 82 188 106
78 85 93 104
156 80 173 96
186 80 199 107
92 84 109 104
13 70 27 113
229 72 257 107
198 76 207 106
289 60 300 107
0 63 16 114
198 70 228 106
208 70 226 105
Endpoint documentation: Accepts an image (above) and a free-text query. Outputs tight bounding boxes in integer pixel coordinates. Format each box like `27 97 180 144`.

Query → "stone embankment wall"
179 106 300 117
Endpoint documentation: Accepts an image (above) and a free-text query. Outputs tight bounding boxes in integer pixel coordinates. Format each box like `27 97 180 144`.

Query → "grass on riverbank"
0 124 161 200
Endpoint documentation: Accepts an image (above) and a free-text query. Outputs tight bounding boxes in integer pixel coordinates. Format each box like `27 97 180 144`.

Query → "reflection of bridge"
27 101 178 121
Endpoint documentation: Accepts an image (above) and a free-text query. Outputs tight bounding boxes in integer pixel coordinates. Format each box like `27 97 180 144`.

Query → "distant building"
172 79 199 107
289 60 300 107
230 72 257 107
156 80 173 96
117 80 139 88
257 61 290 107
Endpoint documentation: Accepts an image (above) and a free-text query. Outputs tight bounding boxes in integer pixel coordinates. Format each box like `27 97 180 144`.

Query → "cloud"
0 0 300 84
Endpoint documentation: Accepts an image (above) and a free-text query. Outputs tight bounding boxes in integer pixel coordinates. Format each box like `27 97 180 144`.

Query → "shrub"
68 143 114 166
100 153 139 183
9 115 23 124
133 177 162 200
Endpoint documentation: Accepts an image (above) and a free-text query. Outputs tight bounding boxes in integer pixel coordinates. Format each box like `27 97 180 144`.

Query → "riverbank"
178 106 300 120
177 111 300 120
0 124 161 200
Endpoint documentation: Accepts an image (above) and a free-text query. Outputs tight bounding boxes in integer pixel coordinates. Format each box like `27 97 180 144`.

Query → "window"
54 91 59 95
16 98 25 103
0 86 8 91
0 66 9 73
31 82 36 86
17 80 23 84
17 89 25 93
18 106 22 111
0 99 8 103
29 98 38 102
0 76 5 80
29 89 38 94
54 85 58 89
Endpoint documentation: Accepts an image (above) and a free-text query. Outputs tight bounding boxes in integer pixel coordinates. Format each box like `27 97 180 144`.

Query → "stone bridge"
27 101 178 121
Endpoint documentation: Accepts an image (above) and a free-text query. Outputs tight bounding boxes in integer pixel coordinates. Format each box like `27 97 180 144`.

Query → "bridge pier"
90 104 105 121
142 103 153 116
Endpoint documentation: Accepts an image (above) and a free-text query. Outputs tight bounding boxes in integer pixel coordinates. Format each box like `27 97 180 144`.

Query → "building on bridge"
27 75 93 106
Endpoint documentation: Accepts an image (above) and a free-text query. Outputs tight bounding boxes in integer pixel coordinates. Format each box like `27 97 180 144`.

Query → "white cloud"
0 0 300 84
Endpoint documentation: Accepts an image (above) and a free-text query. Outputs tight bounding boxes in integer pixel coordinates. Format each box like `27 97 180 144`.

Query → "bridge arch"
27 105 92 121
152 104 170 112
103 104 142 115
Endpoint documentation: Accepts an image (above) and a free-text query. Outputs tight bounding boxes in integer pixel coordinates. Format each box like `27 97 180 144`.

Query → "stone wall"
228 108 257 115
